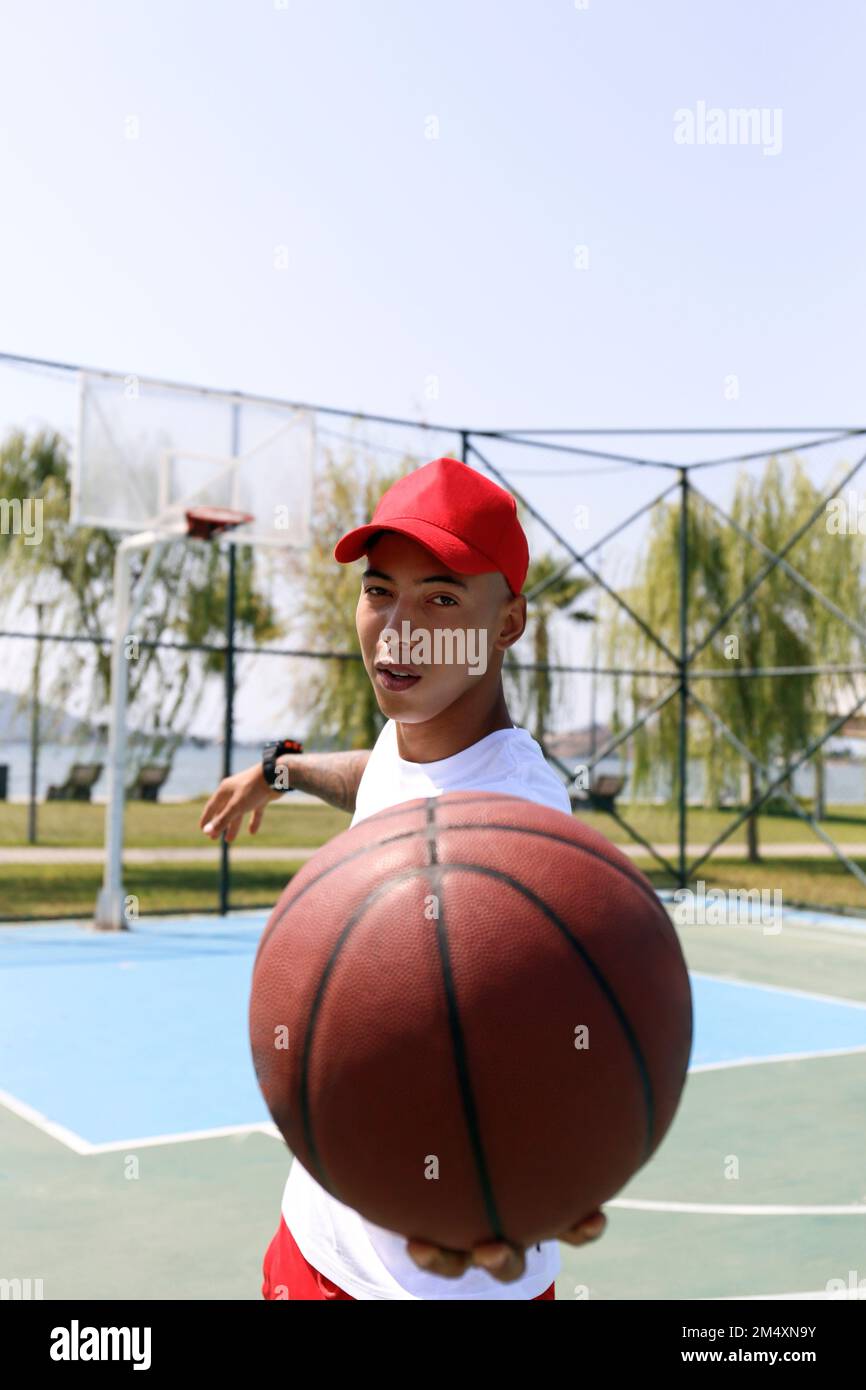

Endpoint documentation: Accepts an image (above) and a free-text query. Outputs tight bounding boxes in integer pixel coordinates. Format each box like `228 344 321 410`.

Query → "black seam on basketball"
425 799 505 1243
437 862 657 1162
292 857 655 1219
256 800 671 961
338 792 523 828
296 881 400 1201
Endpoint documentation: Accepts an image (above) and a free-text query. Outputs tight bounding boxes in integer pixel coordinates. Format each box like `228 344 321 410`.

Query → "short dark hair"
363 529 518 597
363 527 388 553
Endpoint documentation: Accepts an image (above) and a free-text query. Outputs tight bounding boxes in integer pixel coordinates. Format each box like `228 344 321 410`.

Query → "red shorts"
261 1215 556 1300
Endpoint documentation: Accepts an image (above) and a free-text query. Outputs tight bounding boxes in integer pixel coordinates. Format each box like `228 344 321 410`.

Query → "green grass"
577 802 866 846
638 857 866 916
0 861 307 920
3 798 865 921
0 799 352 849
4 799 866 851
3 854 865 922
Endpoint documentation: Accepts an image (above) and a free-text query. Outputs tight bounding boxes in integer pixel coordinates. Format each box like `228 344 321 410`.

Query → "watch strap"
262 738 303 790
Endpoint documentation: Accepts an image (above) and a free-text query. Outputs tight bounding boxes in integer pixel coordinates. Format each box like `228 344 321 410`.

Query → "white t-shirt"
280 718 573 1300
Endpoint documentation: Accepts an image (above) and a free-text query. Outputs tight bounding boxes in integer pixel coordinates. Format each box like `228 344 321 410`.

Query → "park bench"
46 762 103 802
570 771 627 814
127 764 171 802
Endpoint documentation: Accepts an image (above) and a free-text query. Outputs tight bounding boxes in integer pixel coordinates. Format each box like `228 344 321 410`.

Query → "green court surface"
1 907 864 1301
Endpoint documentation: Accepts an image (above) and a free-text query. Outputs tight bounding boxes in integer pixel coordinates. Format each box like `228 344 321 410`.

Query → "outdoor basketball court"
2 899 864 1300
3 348 866 1307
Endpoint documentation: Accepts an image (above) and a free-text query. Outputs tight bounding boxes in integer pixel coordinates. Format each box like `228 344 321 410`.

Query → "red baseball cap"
333 456 529 595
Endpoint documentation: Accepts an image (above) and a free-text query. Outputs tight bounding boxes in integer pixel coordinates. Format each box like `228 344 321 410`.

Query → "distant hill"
0 689 305 749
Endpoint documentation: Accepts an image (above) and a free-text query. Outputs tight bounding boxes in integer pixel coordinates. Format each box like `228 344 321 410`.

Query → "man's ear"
496 592 527 650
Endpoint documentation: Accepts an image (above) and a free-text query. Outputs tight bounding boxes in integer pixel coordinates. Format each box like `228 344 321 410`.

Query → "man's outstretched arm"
200 749 371 841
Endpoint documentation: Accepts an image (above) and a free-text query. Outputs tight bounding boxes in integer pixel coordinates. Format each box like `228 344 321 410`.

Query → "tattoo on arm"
275 749 371 813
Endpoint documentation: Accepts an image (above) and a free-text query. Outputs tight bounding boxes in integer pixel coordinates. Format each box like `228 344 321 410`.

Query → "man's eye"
363 586 387 597
431 594 458 606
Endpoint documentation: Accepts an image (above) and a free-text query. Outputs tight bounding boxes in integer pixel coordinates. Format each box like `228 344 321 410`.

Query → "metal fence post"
27 603 45 845
678 468 689 889
218 401 241 916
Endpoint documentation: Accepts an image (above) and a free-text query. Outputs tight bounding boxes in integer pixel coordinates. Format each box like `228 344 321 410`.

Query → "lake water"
2 738 864 807
0 740 271 802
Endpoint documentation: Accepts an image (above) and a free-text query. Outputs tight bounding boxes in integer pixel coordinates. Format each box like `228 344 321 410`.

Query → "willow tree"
602 455 865 862
504 552 595 743
286 444 413 749
0 427 282 771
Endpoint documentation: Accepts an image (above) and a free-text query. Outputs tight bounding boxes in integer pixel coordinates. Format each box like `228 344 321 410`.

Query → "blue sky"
2 0 865 738
3 0 864 428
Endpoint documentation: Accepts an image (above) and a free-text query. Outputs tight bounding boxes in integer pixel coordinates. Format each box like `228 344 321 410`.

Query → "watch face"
262 740 301 788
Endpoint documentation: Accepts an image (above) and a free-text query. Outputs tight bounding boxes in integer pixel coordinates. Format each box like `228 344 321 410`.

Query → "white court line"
0 1089 95 1155
691 970 866 1011
4 1046 865 1148
3 976 864 1154
0 1090 280 1154
4 1101 865 1221
610 1199 866 1216
712 1289 866 1300
10 1076 860 1214
691 1043 866 1073
80 1121 283 1154
770 926 866 950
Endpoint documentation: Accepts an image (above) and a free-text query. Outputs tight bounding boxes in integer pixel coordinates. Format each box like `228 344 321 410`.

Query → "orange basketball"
249 791 692 1249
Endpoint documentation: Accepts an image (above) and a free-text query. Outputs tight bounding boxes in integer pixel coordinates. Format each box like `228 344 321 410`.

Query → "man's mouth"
375 663 422 692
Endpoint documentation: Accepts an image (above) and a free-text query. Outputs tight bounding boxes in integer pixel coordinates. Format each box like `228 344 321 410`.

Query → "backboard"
71 369 315 547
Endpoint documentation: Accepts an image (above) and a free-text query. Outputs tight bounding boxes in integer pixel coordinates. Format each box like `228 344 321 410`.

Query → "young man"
201 456 606 1299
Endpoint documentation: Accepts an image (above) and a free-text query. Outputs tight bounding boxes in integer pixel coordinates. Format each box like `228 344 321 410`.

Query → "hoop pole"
218 401 241 916
219 545 237 916
27 603 45 845
94 532 166 930
677 469 689 889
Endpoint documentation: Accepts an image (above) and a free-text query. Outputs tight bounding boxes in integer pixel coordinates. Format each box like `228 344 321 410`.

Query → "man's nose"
375 607 418 661
376 591 420 630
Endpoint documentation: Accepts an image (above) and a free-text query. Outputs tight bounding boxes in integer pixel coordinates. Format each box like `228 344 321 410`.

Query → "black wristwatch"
262 738 304 791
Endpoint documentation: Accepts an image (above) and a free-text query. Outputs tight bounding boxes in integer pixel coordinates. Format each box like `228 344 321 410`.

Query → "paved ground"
2 905 865 1299
0 846 320 865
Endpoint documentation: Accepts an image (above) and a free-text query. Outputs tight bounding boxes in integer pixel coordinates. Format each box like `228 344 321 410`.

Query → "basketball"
249 791 693 1250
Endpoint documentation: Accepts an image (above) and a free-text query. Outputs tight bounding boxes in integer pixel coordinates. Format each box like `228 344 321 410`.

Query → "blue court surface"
2 909 866 1152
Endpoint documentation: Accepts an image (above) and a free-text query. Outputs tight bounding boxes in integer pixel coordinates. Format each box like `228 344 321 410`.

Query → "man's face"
355 531 525 724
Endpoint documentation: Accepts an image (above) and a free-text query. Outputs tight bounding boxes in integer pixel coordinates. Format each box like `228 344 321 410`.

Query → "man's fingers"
223 813 243 843
560 1210 607 1245
470 1241 526 1282
199 794 227 832
249 807 264 835
406 1237 528 1283
202 811 228 839
406 1240 470 1279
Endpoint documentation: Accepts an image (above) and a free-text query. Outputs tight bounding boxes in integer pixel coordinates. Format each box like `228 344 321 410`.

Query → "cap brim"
333 518 499 576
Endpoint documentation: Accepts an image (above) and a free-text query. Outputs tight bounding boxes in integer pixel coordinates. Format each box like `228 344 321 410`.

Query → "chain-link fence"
2 350 865 920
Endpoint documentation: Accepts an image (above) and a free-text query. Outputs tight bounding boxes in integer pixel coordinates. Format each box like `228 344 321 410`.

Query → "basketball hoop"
185 506 255 540
73 368 316 930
